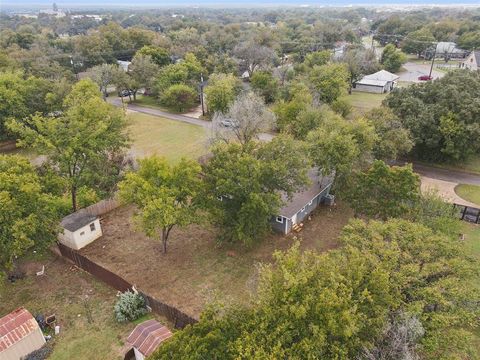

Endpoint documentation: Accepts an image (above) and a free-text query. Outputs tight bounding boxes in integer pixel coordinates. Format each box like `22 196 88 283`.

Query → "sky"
3 0 480 8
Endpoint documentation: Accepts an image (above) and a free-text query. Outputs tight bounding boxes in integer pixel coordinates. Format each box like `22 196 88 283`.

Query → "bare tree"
210 92 275 146
87 63 123 100
359 313 424 360
233 41 277 78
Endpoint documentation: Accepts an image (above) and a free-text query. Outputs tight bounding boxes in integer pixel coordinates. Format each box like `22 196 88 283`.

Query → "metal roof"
363 70 399 82
355 78 389 87
127 320 172 357
60 211 97 232
0 308 40 353
278 170 333 219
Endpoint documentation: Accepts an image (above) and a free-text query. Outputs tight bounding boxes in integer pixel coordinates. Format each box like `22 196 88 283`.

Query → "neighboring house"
461 51 480 71
126 320 172 360
0 308 46 360
58 211 102 250
271 170 334 235
425 42 467 60
117 60 131 72
353 70 399 94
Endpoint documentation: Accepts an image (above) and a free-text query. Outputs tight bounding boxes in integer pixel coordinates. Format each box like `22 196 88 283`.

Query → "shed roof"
278 169 333 219
363 70 399 82
0 308 40 353
355 78 389 87
127 320 172 357
60 211 97 232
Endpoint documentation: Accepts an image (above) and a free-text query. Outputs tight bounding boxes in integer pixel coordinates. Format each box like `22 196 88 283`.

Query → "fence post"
461 206 468 220
476 210 480 224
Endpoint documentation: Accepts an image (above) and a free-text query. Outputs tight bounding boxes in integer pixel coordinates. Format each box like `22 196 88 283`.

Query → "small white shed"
58 211 102 250
354 70 399 93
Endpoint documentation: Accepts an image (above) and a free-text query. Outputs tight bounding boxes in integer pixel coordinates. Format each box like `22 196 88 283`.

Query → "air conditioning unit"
324 194 335 206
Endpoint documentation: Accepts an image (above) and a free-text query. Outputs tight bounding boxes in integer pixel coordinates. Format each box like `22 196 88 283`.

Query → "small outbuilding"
271 169 334 234
461 51 479 71
0 308 46 360
353 70 399 93
126 320 172 360
58 211 102 250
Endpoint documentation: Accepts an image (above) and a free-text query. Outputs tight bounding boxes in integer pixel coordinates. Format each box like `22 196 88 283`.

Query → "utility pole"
200 73 205 116
428 43 437 79
70 56 79 81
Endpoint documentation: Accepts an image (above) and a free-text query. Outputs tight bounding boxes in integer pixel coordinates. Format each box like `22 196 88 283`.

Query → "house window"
90 223 96 232
276 216 283 223
80 231 85 236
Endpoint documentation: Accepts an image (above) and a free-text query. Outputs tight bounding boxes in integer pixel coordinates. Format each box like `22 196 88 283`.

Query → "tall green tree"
161 84 197 112
88 63 123 99
250 71 279 104
380 44 407 73
309 63 350 104
119 156 201 253
0 155 60 276
136 45 171 67
204 73 240 114
401 28 436 57
345 160 420 219
384 70 480 162
152 219 478 359
363 107 413 161
203 136 309 245
8 79 129 211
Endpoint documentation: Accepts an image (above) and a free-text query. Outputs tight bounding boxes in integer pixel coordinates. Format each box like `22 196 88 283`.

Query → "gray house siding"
271 184 332 235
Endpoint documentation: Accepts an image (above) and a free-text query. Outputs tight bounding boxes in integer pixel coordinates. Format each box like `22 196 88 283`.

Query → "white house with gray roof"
58 211 102 250
353 70 399 94
271 170 333 234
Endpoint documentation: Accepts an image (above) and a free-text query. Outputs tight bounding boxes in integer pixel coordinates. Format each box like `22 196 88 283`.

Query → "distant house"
126 320 172 360
0 308 46 360
117 60 131 72
425 42 467 60
271 170 334 235
353 70 399 94
58 211 102 250
461 51 479 71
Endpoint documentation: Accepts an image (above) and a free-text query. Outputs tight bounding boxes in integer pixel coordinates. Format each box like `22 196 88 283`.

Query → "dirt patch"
80 202 352 317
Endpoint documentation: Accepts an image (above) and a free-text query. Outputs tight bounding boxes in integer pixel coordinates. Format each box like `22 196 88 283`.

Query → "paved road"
397 62 444 83
110 97 274 142
393 160 480 186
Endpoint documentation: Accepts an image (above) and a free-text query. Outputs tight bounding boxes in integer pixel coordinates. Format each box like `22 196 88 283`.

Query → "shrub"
114 290 147 323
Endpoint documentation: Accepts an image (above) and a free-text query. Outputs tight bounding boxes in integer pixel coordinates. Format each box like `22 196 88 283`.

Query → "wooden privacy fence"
82 198 120 217
453 203 480 224
57 243 197 329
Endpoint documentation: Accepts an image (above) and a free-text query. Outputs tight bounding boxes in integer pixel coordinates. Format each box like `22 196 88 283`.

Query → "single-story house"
353 70 399 94
271 170 334 235
424 42 467 60
58 211 102 250
0 308 46 360
126 320 172 360
461 51 479 71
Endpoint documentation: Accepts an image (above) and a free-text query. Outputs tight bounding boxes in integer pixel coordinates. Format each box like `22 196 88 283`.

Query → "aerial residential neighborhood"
1 2 480 359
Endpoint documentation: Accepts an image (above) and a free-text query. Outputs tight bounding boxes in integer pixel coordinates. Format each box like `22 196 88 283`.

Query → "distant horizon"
2 0 480 11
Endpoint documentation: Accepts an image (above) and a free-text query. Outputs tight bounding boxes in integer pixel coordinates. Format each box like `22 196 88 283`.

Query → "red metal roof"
0 308 40 353
127 319 172 356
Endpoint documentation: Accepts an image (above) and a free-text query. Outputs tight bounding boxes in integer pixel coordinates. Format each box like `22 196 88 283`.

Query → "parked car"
418 75 433 81
118 89 133 97
220 118 238 128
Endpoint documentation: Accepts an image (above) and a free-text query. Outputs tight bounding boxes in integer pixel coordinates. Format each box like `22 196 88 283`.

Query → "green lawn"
130 94 173 113
0 253 136 360
128 112 207 162
343 92 388 116
455 184 480 206
419 156 480 175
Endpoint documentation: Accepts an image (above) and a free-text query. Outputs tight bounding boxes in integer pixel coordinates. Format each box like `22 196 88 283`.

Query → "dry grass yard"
80 202 353 318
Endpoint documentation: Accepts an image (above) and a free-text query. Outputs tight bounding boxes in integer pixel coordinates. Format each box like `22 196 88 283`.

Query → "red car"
418 75 433 81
